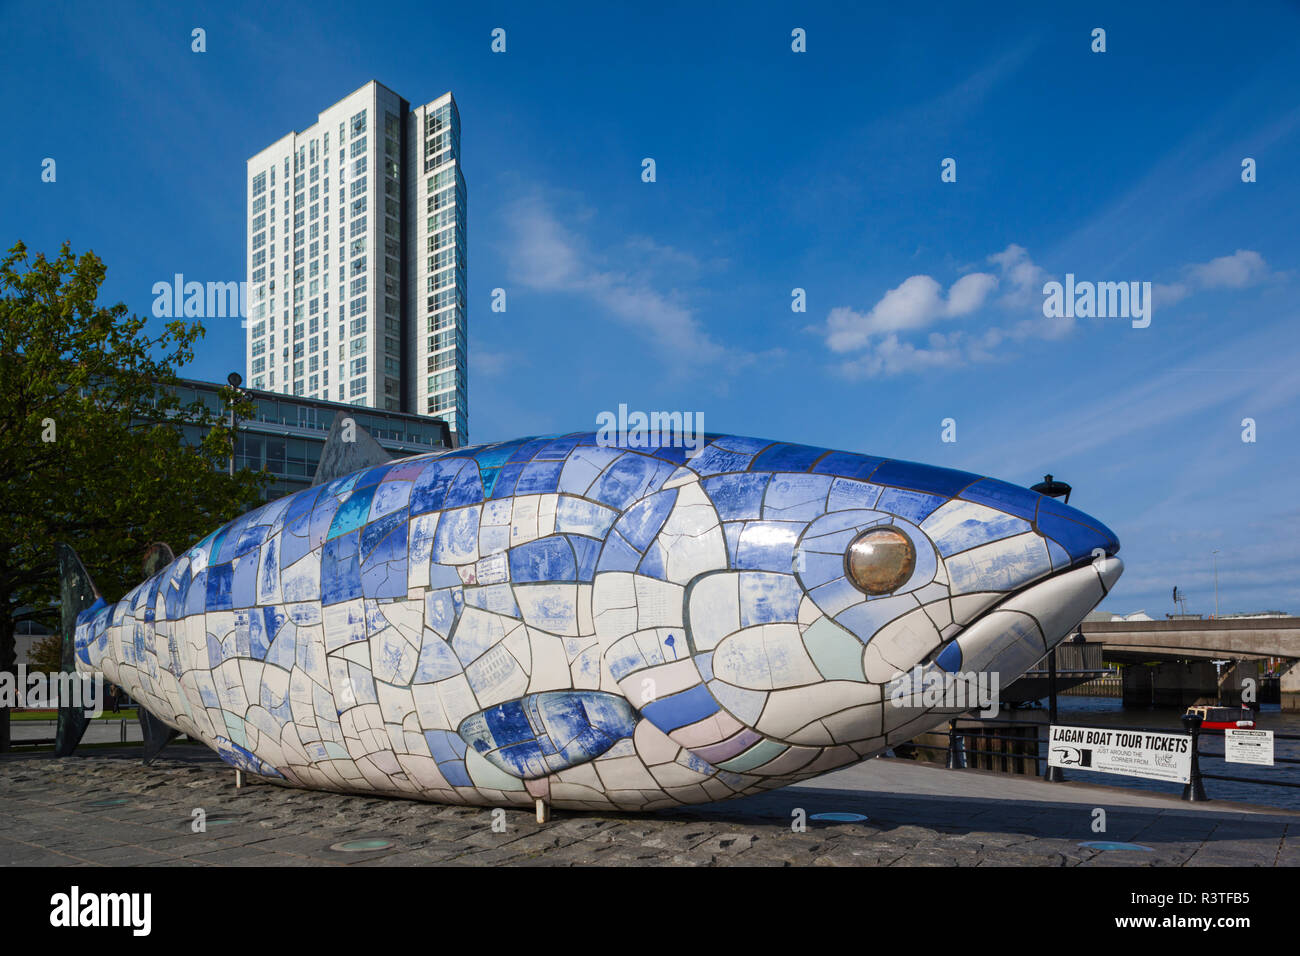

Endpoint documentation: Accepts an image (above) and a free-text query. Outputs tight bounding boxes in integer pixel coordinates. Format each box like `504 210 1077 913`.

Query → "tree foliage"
0 240 268 748
26 634 62 675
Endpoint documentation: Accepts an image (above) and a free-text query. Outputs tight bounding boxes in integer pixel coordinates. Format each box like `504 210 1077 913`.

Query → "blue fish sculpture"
70 433 1121 812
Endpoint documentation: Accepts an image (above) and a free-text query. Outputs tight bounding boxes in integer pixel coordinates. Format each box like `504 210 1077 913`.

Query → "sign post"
1225 728 1274 766
1047 725 1192 784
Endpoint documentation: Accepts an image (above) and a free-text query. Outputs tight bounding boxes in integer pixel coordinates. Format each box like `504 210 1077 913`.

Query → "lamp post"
1031 474 1071 505
1031 474 1074 782
226 371 244 477
1211 550 1220 619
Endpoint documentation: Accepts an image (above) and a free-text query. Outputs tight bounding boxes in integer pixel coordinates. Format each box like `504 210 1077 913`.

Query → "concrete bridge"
1076 617 1300 710
1079 617 1300 663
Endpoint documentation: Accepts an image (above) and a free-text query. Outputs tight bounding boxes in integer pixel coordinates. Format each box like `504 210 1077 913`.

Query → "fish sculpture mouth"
934 552 1124 681
872 553 1123 745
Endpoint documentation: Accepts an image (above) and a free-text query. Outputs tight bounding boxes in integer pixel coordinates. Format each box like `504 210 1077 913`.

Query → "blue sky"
3 1 1298 616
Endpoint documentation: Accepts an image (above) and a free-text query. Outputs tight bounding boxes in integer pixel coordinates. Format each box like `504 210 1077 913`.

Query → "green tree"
0 241 268 750
27 633 62 675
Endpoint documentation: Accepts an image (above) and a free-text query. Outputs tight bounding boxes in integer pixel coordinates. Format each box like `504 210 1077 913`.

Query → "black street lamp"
1032 473 1073 781
226 371 244 477
1031 474 1072 504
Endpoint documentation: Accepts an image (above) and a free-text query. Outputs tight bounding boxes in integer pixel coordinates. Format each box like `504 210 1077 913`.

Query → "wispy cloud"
503 195 758 370
1155 249 1278 307
471 348 519 378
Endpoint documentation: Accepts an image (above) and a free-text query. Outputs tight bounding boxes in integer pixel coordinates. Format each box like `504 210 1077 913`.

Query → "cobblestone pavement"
2 747 1297 866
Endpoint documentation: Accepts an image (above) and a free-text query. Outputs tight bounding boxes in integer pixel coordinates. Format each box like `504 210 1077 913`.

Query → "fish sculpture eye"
844 526 917 595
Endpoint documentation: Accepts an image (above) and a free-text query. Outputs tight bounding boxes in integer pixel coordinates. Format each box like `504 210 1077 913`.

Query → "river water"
1039 696 1300 810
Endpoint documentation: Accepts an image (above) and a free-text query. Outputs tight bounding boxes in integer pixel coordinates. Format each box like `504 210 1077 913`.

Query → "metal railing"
939 714 1300 802
9 718 134 748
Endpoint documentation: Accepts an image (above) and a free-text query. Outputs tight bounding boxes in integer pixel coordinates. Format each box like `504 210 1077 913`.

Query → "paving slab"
2 747 1297 866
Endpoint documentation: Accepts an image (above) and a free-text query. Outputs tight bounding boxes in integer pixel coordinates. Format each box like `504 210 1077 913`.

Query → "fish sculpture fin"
456 691 640 780
311 411 393 486
138 706 180 765
141 542 175 577
53 543 101 757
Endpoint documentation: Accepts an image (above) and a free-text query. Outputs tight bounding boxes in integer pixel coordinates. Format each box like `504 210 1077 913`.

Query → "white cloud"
823 243 1056 377
825 271 997 353
822 244 1280 379
835 332 967 377
505 196 735 367
1188 249 1270 289
471 349 517 377
1155 250 1271 309
987 243 1047 308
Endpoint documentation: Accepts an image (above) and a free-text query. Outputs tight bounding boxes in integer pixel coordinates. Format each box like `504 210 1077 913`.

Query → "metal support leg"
1044 648 1065 782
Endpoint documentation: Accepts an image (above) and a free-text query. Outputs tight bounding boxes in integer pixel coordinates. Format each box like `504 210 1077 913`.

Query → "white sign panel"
1225 728 1274 766
1047 725 1191 783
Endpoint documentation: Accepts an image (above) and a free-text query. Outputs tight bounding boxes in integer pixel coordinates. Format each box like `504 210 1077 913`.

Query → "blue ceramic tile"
488 460 524 499
535 434 583 460
876 487 947 523
431 506 480 565
594 530 642 573
506 437 553 463
684 444 755 477
1037 496 1119 550
827 477 883 512
812 450 885 480
762 473 832 520
703 473 770 521
442 462 485 509
636 541 668 580
229 553 258 608
320 531 362 605
738 572 802 626
711 435 772 455
205 562 235 611
870 459 980 498
515 459 564 495
612 488 677 551
556 496 617 539
568 535 601 580
734 521 801 572
641 684 718 733
360 517 408 600
409 459 469 515
959 477 1040 522
509 536 577 583
588 454 675 510
751 442 827 473
413 635 462 682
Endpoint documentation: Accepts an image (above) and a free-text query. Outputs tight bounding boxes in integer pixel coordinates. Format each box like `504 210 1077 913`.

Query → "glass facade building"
244 81 468 444
171 377 452 500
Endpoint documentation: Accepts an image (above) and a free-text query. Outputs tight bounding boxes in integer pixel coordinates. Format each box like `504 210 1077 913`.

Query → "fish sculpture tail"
137 543 181 764
53 543 99 757
55 542 183 764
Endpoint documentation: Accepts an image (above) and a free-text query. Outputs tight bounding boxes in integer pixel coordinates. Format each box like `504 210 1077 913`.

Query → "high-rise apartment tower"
245 81 468 442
